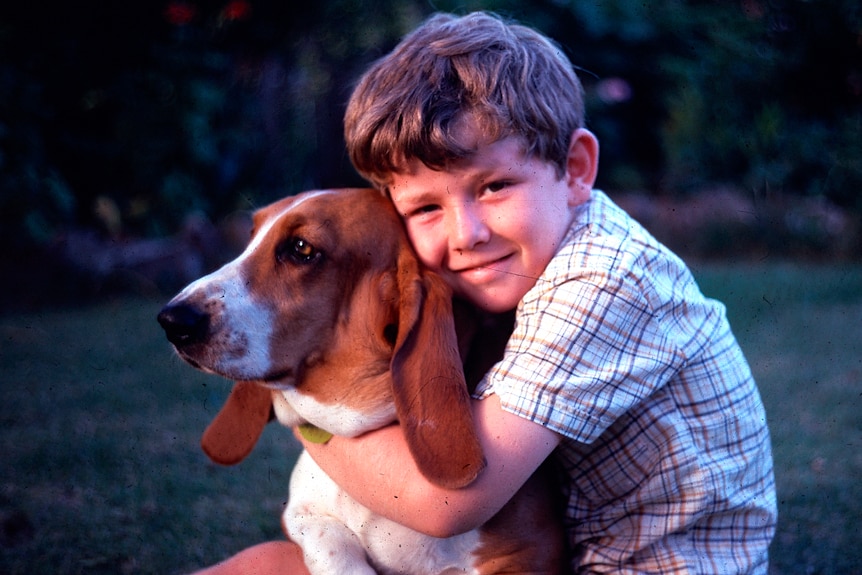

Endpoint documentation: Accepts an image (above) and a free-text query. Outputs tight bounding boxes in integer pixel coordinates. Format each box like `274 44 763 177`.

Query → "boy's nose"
449 202 490 250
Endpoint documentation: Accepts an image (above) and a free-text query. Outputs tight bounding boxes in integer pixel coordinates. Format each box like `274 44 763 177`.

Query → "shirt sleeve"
476 268 687 444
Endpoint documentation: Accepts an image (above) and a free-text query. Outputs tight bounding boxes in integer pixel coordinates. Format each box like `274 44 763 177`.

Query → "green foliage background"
2 0 860 250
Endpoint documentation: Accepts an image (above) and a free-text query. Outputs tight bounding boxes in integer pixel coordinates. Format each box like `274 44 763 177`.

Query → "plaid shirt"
475 190 777 574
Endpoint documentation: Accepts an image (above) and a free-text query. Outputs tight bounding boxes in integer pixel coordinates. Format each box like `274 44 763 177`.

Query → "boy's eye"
485 180 510 193
407 204 440 218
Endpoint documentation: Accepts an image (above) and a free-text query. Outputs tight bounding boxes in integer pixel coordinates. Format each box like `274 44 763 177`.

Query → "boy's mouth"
452 254 513 277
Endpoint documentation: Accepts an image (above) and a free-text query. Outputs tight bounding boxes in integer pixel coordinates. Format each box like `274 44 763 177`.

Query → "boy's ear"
565 128 600 204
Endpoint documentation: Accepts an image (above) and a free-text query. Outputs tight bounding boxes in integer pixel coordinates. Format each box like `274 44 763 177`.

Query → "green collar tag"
298 423 334 444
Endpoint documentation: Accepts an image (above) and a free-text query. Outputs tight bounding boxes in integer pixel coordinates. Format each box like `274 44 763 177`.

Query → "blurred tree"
1 0 424 243
1 0 859 261
657 0 862 207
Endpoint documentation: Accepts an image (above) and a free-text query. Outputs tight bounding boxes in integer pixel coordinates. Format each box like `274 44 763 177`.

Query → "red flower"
164 2 197 26
221 0 251 22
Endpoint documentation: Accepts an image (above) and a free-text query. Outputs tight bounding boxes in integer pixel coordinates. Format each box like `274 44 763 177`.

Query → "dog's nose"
157 303 210 347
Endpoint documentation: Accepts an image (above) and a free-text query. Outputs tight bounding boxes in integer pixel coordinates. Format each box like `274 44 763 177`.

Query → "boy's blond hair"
344 11 586 189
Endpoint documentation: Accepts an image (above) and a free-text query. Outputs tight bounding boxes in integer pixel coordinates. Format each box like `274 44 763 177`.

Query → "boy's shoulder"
579 189 636 233
554 190 641 265
537 189 690 290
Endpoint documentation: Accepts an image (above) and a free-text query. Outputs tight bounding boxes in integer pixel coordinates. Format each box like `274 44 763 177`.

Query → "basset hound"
157 188 563 574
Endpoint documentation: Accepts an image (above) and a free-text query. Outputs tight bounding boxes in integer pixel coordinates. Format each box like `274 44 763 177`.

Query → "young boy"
195 11 776 574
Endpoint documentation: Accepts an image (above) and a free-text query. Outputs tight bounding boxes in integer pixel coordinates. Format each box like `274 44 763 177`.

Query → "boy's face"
388 127 595 312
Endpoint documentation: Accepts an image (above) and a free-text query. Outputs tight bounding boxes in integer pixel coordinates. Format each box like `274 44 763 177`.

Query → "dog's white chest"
285 452 481 575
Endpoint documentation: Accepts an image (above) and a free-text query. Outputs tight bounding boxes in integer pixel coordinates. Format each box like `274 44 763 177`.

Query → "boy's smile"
388 126 597 312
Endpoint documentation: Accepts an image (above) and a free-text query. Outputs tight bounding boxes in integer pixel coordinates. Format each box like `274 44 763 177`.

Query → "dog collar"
298 423 333 444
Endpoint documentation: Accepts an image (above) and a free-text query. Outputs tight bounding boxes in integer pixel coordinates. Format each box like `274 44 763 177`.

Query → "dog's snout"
157 303 210 347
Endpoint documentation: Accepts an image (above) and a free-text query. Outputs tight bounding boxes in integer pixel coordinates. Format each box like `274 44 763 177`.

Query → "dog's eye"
276 237 320 264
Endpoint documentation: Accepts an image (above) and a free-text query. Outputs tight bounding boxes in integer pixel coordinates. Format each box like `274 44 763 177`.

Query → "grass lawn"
692 260 862 574
0 299 300 574
1 260 861 574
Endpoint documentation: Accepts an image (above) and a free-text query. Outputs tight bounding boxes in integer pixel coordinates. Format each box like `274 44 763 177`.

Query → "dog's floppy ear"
390 250 486 489
201 381 272 465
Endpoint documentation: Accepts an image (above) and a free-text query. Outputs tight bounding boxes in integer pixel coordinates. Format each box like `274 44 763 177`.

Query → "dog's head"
158 188 485 488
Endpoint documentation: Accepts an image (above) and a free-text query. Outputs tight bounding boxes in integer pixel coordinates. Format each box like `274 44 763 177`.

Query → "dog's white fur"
287 450 483 574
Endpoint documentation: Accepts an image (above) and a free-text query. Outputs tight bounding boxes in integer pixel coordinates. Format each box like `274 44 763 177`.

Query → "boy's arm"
298 394 561 538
